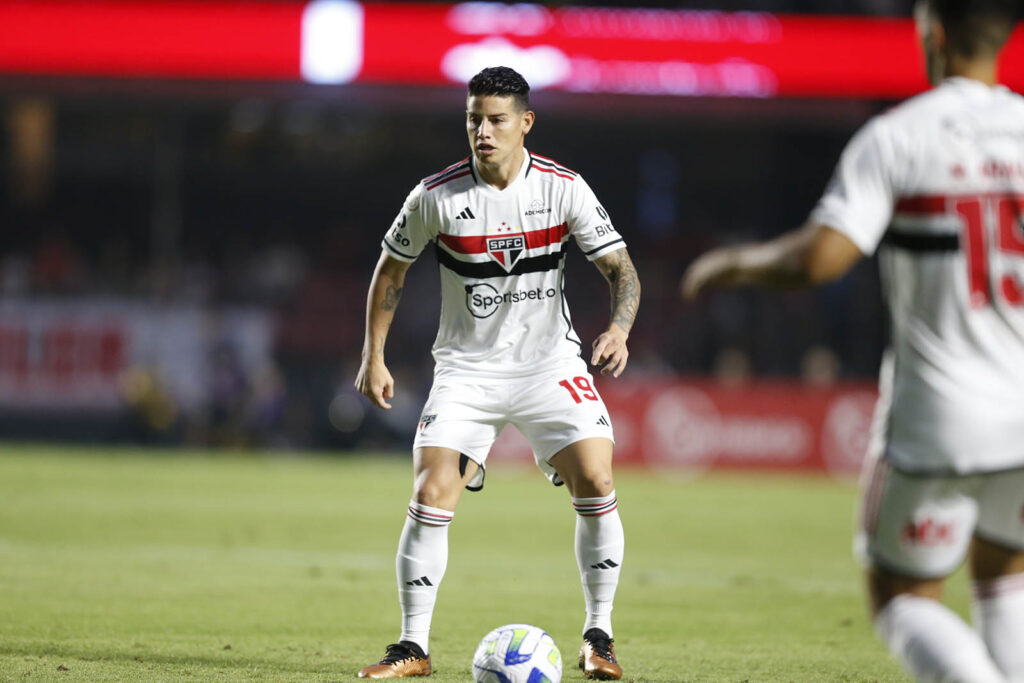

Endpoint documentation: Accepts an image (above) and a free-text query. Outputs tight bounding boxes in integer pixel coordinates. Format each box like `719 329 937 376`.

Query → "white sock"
572 490 624 638
875 594 1006 683
396 501 453 654
973 573 1024 683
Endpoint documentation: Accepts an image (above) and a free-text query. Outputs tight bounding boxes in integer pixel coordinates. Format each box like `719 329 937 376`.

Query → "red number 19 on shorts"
559 376 598 404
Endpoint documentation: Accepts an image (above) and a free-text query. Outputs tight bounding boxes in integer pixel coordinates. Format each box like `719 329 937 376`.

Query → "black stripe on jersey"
524 155 533 178
883 229 959 252
384 240 416 260
558 259 582 352
531 155 578 177
422 159 470 185
422 162 471 187
434 243 566 279
584 238 625 257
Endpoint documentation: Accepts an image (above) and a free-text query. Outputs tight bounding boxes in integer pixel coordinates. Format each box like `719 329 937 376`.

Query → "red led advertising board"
1 1 1022 98
490 378 880 477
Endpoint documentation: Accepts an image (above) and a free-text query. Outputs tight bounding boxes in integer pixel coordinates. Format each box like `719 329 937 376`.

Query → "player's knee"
571 470 614 499
969 535 1024 581
413 478 462 511
868 567 944 616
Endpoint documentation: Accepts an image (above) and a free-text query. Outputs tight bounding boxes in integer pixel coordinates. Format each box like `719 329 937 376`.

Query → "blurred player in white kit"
355 66 640 679
683 1 1024 681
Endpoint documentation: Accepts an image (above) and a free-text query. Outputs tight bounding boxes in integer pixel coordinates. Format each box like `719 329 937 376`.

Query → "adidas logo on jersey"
596 415 610 426
455 207 475 220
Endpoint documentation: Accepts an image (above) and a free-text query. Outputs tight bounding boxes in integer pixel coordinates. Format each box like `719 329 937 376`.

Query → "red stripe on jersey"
531 153 577 175
426 170 472 191
423 157 470 184
437 233 485 253
894 195 948 215
532 165 575 181
525 222 569 249
895 193 1024 216
438 222 569 254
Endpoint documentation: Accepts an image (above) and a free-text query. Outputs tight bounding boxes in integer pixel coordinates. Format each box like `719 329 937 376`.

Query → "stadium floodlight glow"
300 0 363 84
446 2 554 37
441 37 570 90
566 56 778 97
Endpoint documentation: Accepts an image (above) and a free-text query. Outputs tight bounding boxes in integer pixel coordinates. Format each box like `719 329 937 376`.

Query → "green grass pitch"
0 445 963 681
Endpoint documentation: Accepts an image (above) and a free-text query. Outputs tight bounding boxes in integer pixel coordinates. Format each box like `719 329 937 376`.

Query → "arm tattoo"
596 250 640 333
381 284 403 312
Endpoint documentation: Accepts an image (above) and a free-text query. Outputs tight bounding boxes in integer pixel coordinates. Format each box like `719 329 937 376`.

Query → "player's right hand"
355 360 395 410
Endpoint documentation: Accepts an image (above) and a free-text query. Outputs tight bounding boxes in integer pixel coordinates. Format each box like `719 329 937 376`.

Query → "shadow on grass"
0 641 348 677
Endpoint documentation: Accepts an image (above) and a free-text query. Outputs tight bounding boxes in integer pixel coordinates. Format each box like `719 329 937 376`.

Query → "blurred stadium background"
8 0 1020 472
3 0 1023 680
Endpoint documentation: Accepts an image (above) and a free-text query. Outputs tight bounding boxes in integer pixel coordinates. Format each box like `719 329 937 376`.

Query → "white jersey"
811 77 1024 475
382 150 625 379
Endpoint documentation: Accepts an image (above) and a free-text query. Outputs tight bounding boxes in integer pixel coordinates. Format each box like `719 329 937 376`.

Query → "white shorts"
412 361 615 491
855 456 1024 579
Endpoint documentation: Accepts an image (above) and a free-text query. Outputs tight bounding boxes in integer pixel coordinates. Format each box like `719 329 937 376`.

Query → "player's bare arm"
355 251 412 410
592 248 640 378
680 223 863 300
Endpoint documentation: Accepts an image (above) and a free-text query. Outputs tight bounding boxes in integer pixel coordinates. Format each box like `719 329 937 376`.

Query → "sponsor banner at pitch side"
491 378 877 477
0 299 274 412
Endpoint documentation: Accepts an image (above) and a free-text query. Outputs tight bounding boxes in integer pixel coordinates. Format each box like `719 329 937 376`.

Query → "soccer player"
354 66 640 680
683 1 1024 681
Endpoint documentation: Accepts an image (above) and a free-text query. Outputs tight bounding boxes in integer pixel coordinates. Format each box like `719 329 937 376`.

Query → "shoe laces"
379 642 425 665
583 628 617 663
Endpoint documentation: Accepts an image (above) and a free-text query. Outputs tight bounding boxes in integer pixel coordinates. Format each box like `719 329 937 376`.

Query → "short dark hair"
927 0 1017 57
467 67 530 111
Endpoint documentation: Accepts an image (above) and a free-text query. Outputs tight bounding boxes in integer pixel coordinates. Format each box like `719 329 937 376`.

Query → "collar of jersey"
942 76 1009 96
471 148 531 197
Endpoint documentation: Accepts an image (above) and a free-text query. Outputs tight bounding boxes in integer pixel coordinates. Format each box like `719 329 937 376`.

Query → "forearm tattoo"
381 284 403 312
597 250 640 333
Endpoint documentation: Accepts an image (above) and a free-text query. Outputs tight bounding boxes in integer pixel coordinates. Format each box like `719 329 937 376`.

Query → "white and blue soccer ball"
472 623 562 683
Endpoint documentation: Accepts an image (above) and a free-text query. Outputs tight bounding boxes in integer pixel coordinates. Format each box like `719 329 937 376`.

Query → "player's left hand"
591 325 629 378
680 247 740 300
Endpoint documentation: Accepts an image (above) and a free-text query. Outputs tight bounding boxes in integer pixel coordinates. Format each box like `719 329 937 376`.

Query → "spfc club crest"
486 228 526 272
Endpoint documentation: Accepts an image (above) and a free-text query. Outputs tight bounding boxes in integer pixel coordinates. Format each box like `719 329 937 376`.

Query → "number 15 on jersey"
957 195 1024 308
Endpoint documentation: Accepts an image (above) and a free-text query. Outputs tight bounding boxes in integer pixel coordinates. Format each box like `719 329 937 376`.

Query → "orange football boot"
358 642 432 678
578 628 622 680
